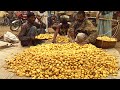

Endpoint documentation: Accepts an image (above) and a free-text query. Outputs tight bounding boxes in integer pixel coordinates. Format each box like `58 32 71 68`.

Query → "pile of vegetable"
5 43 119 79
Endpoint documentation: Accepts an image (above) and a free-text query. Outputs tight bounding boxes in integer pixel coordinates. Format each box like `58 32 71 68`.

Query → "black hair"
27 12 35 18
77 11 85 17
39 11 45 13
60 18 68 24
60 18 69 32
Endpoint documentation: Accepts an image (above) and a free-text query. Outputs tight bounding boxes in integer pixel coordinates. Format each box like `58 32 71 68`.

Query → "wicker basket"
112 20 120 41
95 39 117 49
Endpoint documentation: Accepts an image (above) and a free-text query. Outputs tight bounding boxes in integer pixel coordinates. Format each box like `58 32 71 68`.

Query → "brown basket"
95 39 117 49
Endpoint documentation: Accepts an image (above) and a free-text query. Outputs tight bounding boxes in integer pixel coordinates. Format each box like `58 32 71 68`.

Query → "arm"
84 31 98 44
36 15 46 29
96 11 100 25
70 21 78 29
40 21 46 29
52 25 60 43
96 11 100 19
81 20 98 44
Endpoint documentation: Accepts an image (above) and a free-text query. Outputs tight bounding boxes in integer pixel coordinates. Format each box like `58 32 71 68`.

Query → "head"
27 12 36 24
75 11 86 22
39 11 45 13
51 15 56 20
60 18 68 25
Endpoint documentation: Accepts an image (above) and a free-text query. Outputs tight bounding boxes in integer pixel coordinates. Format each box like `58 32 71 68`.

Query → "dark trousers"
21 26 45 47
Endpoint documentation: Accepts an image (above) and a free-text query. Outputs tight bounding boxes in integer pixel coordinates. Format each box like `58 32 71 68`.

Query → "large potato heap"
5 43 119 79
97 36 117 42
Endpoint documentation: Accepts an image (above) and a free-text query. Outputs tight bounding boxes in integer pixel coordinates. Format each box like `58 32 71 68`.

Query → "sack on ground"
3 31 19 43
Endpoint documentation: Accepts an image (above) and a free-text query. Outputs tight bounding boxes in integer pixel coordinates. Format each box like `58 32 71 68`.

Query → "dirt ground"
0 26 20 38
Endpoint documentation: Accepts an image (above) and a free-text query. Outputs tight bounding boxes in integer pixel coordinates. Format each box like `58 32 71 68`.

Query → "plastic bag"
75 33 88 43
3 31 19 43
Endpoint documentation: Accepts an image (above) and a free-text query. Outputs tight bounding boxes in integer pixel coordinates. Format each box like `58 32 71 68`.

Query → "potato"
35 34 53 39
97 36 117 41
5 43 119 79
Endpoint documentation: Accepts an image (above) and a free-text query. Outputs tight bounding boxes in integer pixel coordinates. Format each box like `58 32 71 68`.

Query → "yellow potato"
5 43 119 79
35 34 53 39
97 36 117 41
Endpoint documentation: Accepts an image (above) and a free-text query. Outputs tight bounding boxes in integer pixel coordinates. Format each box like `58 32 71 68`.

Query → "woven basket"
112 20 120 41
95 39 117 49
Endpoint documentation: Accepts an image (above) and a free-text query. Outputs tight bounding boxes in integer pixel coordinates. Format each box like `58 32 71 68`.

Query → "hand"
81 42 88 45
75 38 78 42
31 36 35 40
52 40 56 43
71 39 75 43
36 15 42 22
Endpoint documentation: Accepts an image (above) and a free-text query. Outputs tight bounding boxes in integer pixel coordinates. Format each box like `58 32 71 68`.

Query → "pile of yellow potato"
55 36 70 43
5 43 119 79
35 34 53 39
97 36 117 42
36 34 70 43
48 36 70 43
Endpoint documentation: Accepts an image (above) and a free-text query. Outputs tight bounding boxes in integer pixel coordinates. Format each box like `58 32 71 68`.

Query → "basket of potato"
35 34 53 40
95 36 117 49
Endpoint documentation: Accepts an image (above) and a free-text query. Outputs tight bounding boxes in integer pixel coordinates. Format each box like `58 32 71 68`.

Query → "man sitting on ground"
69 11 98 45
18 12 46 47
